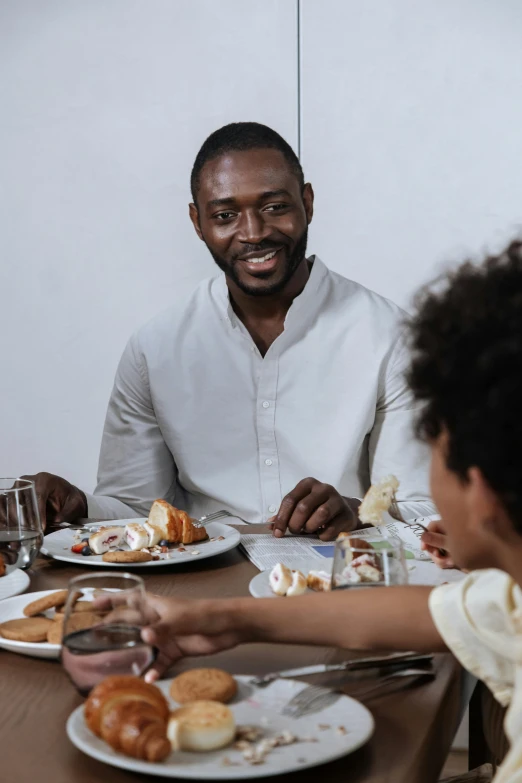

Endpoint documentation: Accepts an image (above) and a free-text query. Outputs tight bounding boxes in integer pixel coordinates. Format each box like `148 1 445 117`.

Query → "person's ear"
466 466 508 538
189 202 204 241
302 183 314 225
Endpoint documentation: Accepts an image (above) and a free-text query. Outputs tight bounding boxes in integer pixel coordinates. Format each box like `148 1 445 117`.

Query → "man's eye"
265 203 288 212
215 211 235 220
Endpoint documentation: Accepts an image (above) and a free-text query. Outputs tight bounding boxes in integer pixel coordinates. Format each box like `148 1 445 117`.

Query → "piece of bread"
0 617 54 642
181 513 207 545
269 563 293 596
124 523 150 551
358 475 399 525
88 526 125 555
144 521 162 547
148 500 183 543
167 701 235 752
170 669 237 705
85 675 170 762
286 570 308 597
306 570 332 592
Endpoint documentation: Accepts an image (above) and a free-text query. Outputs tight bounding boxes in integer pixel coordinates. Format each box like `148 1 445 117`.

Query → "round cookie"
102 550 152 563
0 617 54 642
55 600 95 615
47 611 103 645
170 668 237 705
23 590 75 617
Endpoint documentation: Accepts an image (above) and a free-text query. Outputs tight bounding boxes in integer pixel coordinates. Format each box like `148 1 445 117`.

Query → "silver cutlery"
351 667 435 700
282 684 342 718
249 651 433 687
58 508 245 532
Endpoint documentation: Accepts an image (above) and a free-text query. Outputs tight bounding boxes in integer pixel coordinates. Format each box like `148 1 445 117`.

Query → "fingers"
420 531 447 550
272 479 316 538
317 514 353 541
303 495 346 535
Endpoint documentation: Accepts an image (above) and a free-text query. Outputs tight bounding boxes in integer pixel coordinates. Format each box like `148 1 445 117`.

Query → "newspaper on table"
240 514 464 587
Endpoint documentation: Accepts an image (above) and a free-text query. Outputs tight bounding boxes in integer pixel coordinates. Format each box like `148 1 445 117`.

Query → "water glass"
0 478 43 569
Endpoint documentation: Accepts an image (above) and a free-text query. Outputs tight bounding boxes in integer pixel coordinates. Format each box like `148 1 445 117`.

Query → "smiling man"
23 122 434 536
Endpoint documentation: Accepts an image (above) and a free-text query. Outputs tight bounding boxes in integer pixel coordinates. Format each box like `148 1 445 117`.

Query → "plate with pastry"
67 669 374 779
41 500 241 568
249 562 333 598
0 558 31 601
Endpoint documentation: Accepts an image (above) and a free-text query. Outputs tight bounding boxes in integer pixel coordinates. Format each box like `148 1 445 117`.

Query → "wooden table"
0 526 463 783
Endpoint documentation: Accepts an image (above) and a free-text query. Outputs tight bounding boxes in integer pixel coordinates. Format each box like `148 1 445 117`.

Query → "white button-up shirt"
86 257 435 523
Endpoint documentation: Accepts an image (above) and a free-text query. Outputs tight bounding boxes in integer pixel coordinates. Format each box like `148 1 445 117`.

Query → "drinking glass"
332 533 408 589
60 572 157 695
0 478 43 569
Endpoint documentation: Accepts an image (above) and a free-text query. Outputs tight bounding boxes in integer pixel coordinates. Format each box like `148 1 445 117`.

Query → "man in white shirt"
136 241 522 783
24 122 433 536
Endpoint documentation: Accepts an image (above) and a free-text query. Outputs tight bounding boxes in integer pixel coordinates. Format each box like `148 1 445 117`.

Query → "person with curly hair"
137 240 522 783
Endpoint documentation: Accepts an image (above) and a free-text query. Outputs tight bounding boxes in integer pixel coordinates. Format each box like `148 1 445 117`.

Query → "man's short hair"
190 122 304 204
408 240 522 531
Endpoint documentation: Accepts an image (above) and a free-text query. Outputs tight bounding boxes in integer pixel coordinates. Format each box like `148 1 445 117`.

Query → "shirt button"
268 504 277 513
262 401 270 408
265 459 273 466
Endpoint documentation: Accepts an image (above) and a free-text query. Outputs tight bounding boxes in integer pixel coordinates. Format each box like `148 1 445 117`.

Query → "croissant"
85 675 171 762
148 500 207 544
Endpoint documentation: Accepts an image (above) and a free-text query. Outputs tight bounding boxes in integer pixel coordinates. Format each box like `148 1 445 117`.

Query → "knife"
249 651 433 686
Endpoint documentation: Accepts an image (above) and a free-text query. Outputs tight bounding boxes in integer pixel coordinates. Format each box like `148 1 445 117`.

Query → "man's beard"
207 228 309 297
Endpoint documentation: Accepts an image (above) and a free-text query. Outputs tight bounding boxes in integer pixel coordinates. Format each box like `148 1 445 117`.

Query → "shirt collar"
212 255 329 331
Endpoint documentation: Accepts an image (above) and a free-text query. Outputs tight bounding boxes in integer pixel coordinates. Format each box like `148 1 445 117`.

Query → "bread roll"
167 701 236 752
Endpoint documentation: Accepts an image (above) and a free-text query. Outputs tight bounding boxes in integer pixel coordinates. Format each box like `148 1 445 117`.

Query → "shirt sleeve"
85 333 178 519
368 336 436 520
429 569 519 707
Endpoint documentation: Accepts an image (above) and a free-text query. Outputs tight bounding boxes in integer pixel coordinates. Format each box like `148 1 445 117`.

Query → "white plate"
0 589 61 659
41 519 240 568
249 566 321 599
67 674 374 779
0 565 30 601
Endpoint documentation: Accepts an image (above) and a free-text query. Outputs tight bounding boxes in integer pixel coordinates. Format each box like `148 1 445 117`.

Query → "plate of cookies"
249 562 333 599
41 500 241 568
0 588 102 659
67 667 374 778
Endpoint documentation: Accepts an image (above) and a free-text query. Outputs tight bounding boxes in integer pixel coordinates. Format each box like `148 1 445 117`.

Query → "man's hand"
19 472 87 531
271 478 359 541
139 595 245 683
420 520 455 569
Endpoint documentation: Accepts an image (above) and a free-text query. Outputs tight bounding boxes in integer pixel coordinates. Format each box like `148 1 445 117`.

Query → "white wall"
3 0 522 493
301 0 522 310
0 0 298 488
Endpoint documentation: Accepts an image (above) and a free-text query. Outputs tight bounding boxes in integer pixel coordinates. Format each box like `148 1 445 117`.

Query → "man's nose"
236 209 271 245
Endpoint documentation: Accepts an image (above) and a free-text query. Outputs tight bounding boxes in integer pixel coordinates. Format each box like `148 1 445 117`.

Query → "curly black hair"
190 122 304 204
407 240 522 530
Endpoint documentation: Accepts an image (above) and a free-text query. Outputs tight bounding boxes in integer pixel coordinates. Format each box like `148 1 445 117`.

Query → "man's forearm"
227 587 446 653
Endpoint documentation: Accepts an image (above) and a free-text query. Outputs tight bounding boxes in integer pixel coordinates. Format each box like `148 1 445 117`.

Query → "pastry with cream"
268 563 293 596
88 526 125 555
358 475 400 525
167 700 236 752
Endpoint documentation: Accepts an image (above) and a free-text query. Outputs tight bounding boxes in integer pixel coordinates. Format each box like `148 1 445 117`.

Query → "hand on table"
270 478 359 541
420 520 455 569
16 472 87 531
138 595 244 683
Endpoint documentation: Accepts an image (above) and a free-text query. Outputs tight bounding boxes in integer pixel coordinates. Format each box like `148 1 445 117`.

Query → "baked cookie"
47 611 103 645
23 589 80 617
170 668 238 705
55 600 95 615
102 550 152 563
0 617 54 642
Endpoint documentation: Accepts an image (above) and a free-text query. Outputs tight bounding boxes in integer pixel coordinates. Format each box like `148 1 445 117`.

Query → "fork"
389 496 447 557
281 685 341 718
350 667 435 700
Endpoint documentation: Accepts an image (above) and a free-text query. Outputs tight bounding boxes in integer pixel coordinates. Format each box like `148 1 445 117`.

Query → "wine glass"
332 533 408 589
0 478 43 569
60 572 157 695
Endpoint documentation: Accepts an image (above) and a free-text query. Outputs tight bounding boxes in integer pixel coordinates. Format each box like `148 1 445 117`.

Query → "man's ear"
302 183 314 225
189 202 204 241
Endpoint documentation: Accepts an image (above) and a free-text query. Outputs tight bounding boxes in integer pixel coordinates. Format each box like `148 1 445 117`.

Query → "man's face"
190 148 313 297
429 433 500 570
